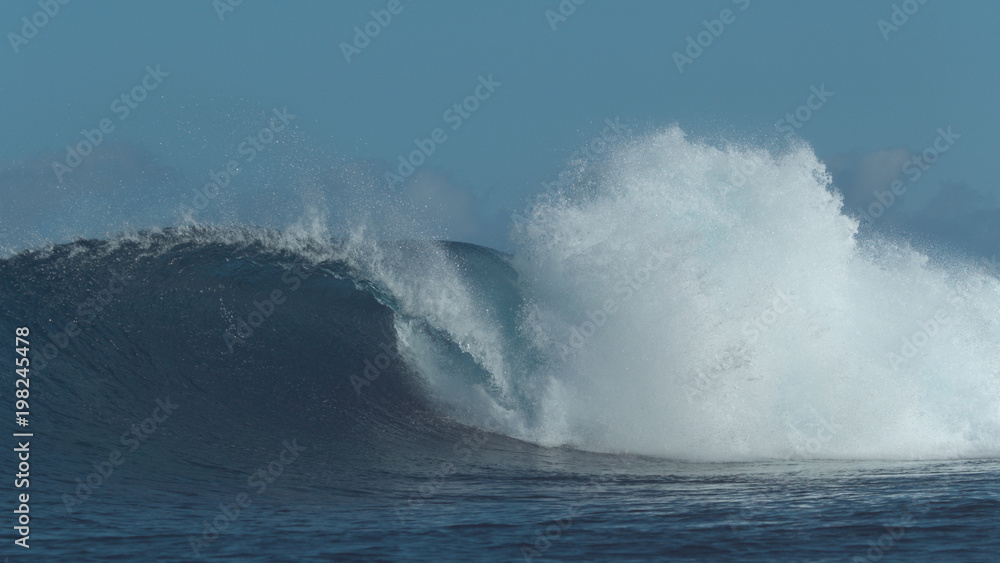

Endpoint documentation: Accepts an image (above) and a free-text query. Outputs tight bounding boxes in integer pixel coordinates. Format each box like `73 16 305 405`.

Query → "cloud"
825 147 911 214
825 148 1000 258
906 182 1000 257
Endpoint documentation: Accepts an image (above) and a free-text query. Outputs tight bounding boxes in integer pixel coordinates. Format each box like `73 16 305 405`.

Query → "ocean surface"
2 130 999 560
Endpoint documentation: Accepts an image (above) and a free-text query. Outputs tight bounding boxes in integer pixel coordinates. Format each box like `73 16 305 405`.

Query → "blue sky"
1 0 997 254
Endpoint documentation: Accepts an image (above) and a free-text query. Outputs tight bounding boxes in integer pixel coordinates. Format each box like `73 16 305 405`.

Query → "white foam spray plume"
393 126 1000 461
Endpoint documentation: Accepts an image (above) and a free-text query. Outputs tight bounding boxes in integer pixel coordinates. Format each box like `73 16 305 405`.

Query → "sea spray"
370 126 1000 461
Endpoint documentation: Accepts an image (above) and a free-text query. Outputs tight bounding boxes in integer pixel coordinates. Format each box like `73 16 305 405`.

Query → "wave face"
0 229 500 477
4 127 1000 468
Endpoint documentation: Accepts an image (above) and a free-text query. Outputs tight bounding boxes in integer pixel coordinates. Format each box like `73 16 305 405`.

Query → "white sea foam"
394 126 1000 461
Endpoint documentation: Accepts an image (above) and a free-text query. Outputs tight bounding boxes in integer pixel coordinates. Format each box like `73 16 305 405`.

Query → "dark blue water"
1 228 998 561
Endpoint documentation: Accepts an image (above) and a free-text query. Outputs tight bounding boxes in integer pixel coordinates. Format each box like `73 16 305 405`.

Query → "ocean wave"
4 127 1000 466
